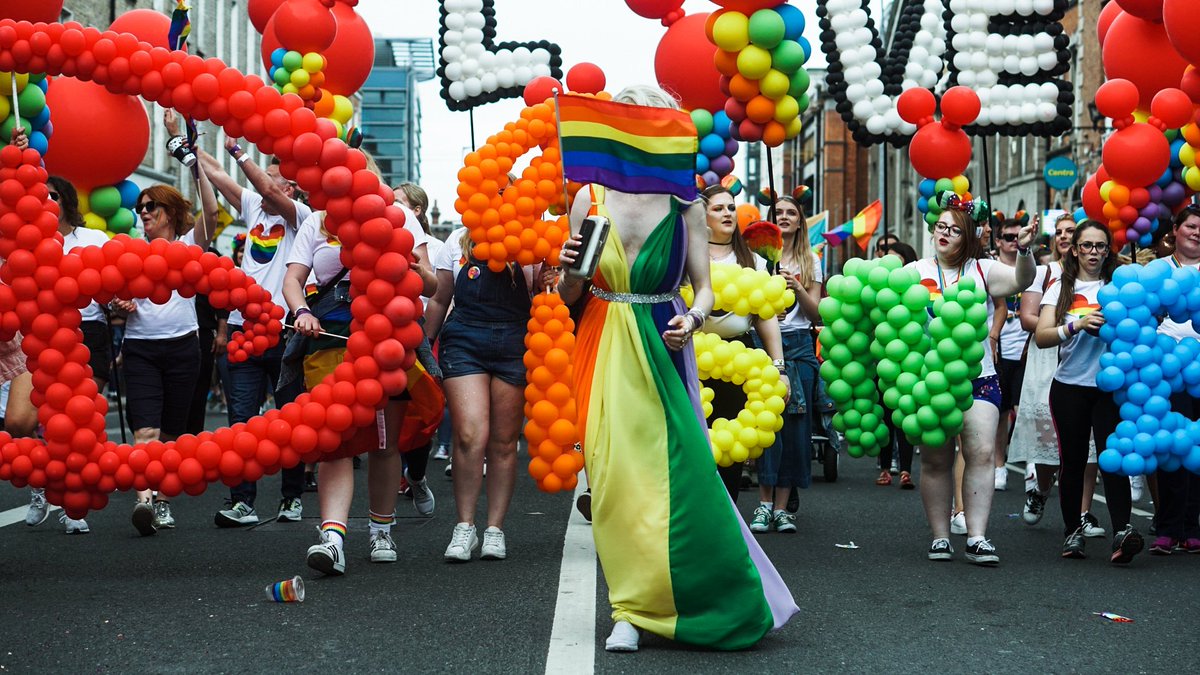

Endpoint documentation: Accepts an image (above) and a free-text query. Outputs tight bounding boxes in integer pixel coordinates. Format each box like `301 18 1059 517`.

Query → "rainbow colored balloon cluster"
0 72 51 154
268 48 328 104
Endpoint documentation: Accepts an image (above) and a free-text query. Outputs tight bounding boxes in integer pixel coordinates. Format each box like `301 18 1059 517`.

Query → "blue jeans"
756 330 817 489
226 325 303 506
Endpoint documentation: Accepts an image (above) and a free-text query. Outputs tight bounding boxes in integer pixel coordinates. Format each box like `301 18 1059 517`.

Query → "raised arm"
225 137 301 228
191 163 218 251
197 147 245 208
986 221 1037 297
680 201 714 319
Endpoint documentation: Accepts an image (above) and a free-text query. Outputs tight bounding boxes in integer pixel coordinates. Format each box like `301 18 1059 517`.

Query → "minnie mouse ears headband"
937 191 990 224
755 185 810 206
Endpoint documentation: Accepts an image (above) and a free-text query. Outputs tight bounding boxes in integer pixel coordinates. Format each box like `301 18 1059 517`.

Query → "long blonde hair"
778 196 814 286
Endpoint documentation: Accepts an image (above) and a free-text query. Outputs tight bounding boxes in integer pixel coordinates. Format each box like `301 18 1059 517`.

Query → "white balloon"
959 71 976 88
445 14 465 31
862 62 882 79
845 66 864 84
464 12 486 30
531 49 552 66
853 99 874 120
481 72 497 92
442 45 463 63
464 42 484 59
445 62 463 81
1037 51 1058 72
1019 57 1039 77
1039 102 1057 122
976 108 991 126
866 115 886 134
461 58 480 78
531 63 552 78
846 83 867 102
495 51 513 69
872 95 891 114
497 69 515 89
464 77 483 98
1021 102 1037 122
865 79 885 98
479 51 495 69
1003 54 1020 73
514 65 532 84
1033 0 1055 14
449 81 466 101
512 47 531 66
463 27 484 46
1015 0 1035 17
444 30 463 47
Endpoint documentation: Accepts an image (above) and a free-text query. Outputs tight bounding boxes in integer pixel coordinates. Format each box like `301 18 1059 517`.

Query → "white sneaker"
277 498 303 522
25 488 49 526
214 502 259 528
405 469 435 517
605 620 639 652
444 522 479 562
432 445 450 460
153 501 176 529
1129 475 1145 502
369 531 398 563
481 526 506 560
994 467 1008 491
60 512 90 534
1024 466 1037 493
1081 512 1107 538
950 511 967 536
306 529 346 576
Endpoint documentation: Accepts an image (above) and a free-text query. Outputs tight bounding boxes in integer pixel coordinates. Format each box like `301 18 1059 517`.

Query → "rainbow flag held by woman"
558 95 698 202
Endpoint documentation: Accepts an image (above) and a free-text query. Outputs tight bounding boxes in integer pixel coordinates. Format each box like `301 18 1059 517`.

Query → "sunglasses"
47 192 59 202
135 201 161 214
998 233 1019 242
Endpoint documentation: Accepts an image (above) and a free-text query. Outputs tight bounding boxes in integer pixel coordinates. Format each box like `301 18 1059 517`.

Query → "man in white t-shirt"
199 139 314 528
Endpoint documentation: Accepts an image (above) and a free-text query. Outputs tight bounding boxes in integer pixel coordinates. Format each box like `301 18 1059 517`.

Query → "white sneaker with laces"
369 531 398 563
60 512 90 534
994 467 1008 491
405 469 435 517
277 498 303 522
307 529 346 576
153 501 176 529
1129 474 1145 502
950 511 967 536
444 522 479 562
214 502 259 528
481 526 507 560
1081 512 1107 538
605 620 639 652
25 488 49 526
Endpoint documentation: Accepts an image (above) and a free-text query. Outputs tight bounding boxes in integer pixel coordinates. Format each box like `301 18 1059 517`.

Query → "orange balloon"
728 74 760 102
746 95 776 124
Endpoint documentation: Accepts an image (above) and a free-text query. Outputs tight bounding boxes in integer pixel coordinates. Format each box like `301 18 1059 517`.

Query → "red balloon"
908 124 972 180
0 0 63 22
709 0 778 11
939 87 980 128
1103 12 1189 112
1114 0 1164 23
1098 2 1123 49
625 0 685 20
566 63 606 95
896 87 936 125
108 9 171 50
1164 0 1200 69
248 0 287 34
523 76 562 107
271 0 337 53
655 12 726 112
1094 79 1140 120
261 1 374 96
1104 123 1171 187
43 77 150 191
1151 88 1193 129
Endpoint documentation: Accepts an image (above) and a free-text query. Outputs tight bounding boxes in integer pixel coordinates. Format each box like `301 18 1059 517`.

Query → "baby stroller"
811 375 841 482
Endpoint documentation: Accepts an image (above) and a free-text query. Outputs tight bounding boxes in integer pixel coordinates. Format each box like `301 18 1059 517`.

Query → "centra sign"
1044 156 1078 191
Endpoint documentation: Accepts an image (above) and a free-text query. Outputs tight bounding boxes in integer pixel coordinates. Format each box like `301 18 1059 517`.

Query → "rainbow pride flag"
823 200 881 250
806 211 828 248
558 95 698 201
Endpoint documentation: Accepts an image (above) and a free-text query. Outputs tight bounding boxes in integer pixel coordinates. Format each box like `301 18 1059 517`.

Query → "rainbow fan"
743 220 783 272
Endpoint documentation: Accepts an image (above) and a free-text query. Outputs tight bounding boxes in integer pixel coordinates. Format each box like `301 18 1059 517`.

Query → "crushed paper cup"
265 575 305 603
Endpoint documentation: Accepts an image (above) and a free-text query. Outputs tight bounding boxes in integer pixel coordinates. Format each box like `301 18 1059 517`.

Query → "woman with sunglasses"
114 130 218 536
1149 207 1200 555
699 186 788 505
1011 215 1104 534
908 198 1035 565
1035 221 1142 562
874 233 898 259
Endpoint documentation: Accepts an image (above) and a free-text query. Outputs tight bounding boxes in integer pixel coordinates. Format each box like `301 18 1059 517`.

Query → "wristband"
685 309 706 332
236 154 251 164
294 307 312 318
227 144 242 157
1017 246 1030 256
1057 325 1071 342
1067 320 1079 336
772 358 786 369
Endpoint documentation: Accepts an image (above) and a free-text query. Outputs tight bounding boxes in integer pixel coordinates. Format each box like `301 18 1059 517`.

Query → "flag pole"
550 87 570 294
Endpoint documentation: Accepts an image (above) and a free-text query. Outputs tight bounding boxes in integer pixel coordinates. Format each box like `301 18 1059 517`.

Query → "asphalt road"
1 412 1195 674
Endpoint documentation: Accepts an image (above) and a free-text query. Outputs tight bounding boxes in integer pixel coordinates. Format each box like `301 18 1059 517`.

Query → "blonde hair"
777 196 814 286
614 85 680 110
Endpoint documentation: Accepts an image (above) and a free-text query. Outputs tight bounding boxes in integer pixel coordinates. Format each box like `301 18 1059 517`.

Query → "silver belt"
591 287 679 304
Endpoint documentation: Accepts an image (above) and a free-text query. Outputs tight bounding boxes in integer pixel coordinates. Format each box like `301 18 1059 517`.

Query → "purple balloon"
710 155 734 176
724 138 739 156
1164 182 1186 206
1148 185 1163 203
1141 203 1159 220
702 170 720 186
1134 217 1153 234
1126 227 1140 241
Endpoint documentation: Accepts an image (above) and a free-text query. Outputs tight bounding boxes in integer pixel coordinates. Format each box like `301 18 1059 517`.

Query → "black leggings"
1048 380 1131 537
1157 394 1200 540
402 442 432 482
879 405 914 473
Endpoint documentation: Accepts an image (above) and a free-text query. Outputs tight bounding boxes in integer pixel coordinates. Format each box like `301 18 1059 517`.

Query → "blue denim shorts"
438 319 527 387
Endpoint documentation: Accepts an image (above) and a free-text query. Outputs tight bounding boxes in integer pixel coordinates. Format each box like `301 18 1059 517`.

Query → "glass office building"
360 38 436 188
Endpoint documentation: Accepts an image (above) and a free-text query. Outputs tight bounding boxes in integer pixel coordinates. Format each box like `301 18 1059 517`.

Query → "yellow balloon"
331 94 354 125
712 11 751 51
759 69 790 99
0 96 9 123
730 443 750 464
951 175 969 195
301 52 326 74
83 212 107 231
289 69 311 88
737 45 773 80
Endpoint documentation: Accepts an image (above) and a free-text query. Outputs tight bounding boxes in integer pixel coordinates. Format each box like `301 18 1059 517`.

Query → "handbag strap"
302 266 349 312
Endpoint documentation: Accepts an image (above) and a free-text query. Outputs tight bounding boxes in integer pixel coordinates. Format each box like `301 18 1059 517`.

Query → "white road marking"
545 480 596 675
1004 463 1155 519
0 503 58 528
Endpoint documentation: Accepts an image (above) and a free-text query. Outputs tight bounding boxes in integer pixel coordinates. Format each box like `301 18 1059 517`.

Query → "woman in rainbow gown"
558 86 797 653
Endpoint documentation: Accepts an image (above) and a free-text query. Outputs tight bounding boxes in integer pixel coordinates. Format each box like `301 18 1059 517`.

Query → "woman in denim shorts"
425 227 544 562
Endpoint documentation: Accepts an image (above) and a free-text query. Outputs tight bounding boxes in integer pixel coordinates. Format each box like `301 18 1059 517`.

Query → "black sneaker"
575 490 592 522
786 488 799 514
927 538 953 561
965 539 1000 566
1062 528 1086 559
1111 525 1144 565
1022 489 1046 525
303 471 318 492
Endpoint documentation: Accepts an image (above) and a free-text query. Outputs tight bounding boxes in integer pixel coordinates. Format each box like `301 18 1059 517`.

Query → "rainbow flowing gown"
574 191 799 650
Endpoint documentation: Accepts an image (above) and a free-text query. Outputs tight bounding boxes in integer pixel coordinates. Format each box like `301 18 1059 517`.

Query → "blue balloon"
1118 282 1147 308
1156 334 1178 355
1116 420 1138 438
1159 278 1182 307
31 106 50 130
775 3 806 40
1130 344 1154 368
1112 265 1141 286
28 131 48 155
116 180 140 209
797 37 812 61
1135 414 1160 433
1161 455 1182 472
1104 300 1128 322
1121 452 1146 477
1184 447 1200 473
699 133 724 158
1139 232 1154 247
1120 402 1144 420
1141 364 1165 388
1114 352 1135 371
37 78 47 93
1097 366 1126 392
1127 304 1153 325
1154 429 1174 453
1113 318 1139 342
1172 429 1193 456
1099 324 1118 345
1152 380 1173 399
1098 449 1125 473
695 153 710 174
712 111 732 139
1157 167 1174 187
919 179 936 198
271 48 287 67
1184 361 1200 386
1143 454 1159 475
917 197 928 213
1073 207 1087 223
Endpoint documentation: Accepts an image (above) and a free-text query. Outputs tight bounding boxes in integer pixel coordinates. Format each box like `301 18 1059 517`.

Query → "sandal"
875 470 892 486
899 471 914 490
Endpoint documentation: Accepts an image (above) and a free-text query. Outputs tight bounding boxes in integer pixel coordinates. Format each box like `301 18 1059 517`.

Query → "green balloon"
875 288 900 310
89 186 123 218
944 360 969 382
859 431 877 450
881 256 904 274
901 352 924 375
886 305 911 328
842 361 866 385
962 342 985 365
868 307 886 326
916 406 939 431
273 67 291 86
819 359 842 383
825 277 844 300
941 408 964 433
950 381 974 401
957 276 977 293
0 115 31 140
846 444 865 459
883 387 901 410
282 50 304 71
875 321 897 344
929 317 950 341
967 361 983 380
901 415 922 440
965 303 988 327
853 380 876 400
924 351 947 374
691 109 714 137
843 258 863 280
898 322 924 347
827 344 852 365
951 322 977 346
840 276 864 301
924 211 939 226
846 332 870 355
16 84 45 119
818 327 838 350
818 297 841 324
867 265 889 292
956 394 975 412
926 371 950 394
922 428 948 448
869 340 886 360
842 409 863 428
830 318 855 341
828 380 853 403
832 413 847 432
861 413 880 430
107 207 134 234
845 427 862 445
884 340 908 363
931 392 957 415
771 40 806 74
748 9 786 48
934 178 955 194
902 284 930 312
841 301 864 323
898 394 917 415
913 381 931 405
940 301 965 326
896 372 919 392
936 338 962 362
